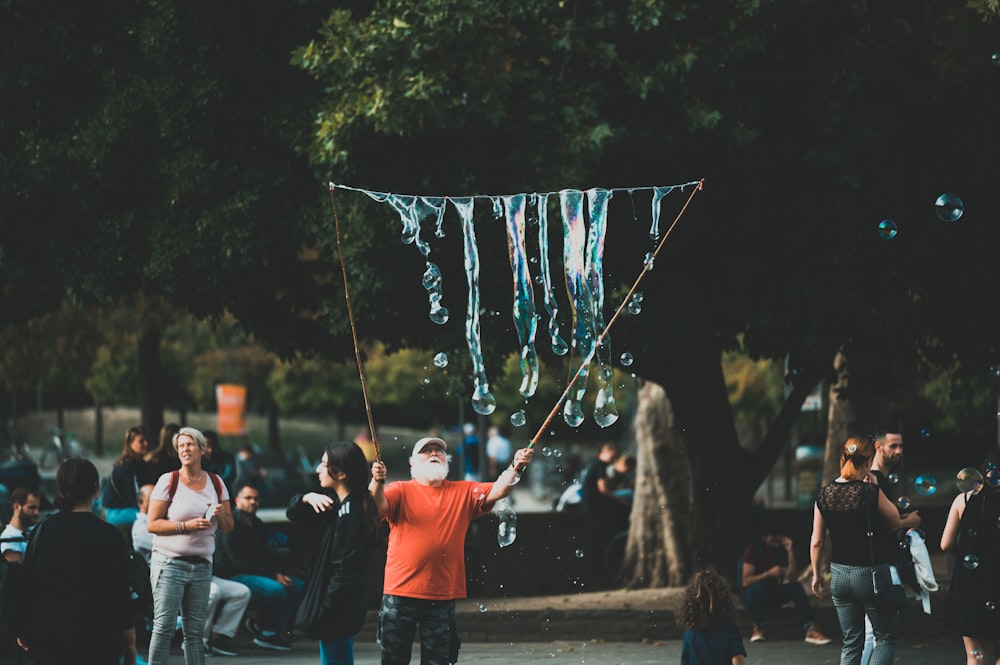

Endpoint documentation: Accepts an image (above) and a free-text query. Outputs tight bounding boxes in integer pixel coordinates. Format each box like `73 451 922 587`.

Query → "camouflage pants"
378 594 457 665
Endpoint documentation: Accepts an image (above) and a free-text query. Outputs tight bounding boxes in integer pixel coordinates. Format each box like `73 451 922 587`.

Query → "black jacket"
286 490 369 639
214 511 278 579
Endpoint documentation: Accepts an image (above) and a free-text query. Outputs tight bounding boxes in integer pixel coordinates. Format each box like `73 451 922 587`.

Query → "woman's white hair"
173 426 208 451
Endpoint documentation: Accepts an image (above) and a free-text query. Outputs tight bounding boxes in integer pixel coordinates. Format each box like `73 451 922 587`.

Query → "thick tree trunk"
267 396 281 450
137 325 164 438
621 343 831 587
623 380 692 587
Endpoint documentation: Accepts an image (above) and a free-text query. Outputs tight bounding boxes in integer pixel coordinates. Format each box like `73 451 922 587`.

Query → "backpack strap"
168 469 223 501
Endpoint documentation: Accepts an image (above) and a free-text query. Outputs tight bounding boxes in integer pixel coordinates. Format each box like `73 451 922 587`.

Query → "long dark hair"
115 426 147 467
145 423 180 464
324 441 383 548
54 458 100 512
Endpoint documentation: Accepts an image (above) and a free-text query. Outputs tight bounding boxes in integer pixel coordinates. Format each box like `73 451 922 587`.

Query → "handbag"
863 484 909 612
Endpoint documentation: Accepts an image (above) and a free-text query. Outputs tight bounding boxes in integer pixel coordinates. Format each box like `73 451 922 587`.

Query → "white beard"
411 457 449 483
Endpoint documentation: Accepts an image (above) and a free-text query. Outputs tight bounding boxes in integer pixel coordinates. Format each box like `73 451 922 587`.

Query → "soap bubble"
914 475 937 496
643 251 655 270
429 306 449 325
993 52 1000 66
510 410 526 427
877 219 898 239
969 528 978 538
563 400 584 427
987 601 997 612
888 473 899 485
421 262 442 290
552 448 563 458
957 467 985 494
964 554 981 570
987 470 1000 489
989 364 1000 377
632 291 644 303
433 352 448 368
627 300 642 315
619 352 634 367
897 496 911 510
934 193 964 222
919 428 931 438
472 385 497 416
575 549 584 558
479 604 488 613
542 447 552 457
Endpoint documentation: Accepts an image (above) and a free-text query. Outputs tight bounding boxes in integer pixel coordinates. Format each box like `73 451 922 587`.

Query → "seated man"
1 488 40 563
740 517 832 645
214 482 303 652
134 484 251 657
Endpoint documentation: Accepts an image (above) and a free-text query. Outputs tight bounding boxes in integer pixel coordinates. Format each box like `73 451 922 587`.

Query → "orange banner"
216 384 247 436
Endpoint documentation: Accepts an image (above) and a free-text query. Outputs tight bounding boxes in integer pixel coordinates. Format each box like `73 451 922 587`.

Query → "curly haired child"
677 569 747 665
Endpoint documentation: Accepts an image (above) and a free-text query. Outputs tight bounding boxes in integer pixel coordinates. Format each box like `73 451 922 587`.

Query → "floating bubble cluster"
935 193 964 222
878 219 898 239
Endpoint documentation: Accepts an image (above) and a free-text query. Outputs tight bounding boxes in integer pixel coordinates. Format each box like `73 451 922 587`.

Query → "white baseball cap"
413 437 448 454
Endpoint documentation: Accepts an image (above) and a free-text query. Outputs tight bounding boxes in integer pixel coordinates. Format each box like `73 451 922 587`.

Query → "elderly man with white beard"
369 436 533 665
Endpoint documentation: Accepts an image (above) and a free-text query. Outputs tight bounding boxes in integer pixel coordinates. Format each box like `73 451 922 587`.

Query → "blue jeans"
320 636 355 665
830 563 898 665
230 574 304 634
148 551 212 665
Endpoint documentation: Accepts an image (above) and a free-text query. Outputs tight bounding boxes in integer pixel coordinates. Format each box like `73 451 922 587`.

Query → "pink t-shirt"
150 472 229 561
382 480 493 600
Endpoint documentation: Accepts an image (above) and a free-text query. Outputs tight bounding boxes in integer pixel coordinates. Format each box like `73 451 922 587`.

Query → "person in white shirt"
1 488 40 563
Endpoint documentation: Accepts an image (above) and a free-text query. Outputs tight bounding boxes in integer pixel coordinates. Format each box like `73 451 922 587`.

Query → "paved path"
186 635 964 664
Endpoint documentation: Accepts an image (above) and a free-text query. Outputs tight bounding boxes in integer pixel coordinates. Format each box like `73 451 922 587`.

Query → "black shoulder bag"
864 484 908 612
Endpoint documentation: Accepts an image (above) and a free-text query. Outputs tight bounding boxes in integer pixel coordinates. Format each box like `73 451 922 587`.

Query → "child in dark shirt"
677 569 748 665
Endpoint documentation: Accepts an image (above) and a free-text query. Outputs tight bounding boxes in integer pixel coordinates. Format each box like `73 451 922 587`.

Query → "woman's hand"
16 637 28 652
302 492 335 513
811 575 823 598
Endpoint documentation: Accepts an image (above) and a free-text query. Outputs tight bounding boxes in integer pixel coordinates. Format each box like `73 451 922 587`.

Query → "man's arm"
483 447 534 508
782 536 798 580
370 462 387 514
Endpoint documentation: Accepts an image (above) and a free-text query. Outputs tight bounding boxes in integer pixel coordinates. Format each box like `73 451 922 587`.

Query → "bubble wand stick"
328 184 382 465
528 180 704 448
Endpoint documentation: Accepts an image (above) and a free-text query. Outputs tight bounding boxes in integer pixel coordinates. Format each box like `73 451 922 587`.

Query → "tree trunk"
267 396 281 450
623 380 691 587
823 350 856 484
94 401 103 456
137 325 164 438
620 343 832 587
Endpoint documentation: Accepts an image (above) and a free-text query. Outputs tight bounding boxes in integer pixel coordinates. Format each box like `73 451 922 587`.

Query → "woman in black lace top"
810 435 902 665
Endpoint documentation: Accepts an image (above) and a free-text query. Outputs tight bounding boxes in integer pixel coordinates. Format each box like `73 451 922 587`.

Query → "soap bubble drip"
934 193 964 222
423 262 449 324
535 193 569 356
452 197 496 417
594 387 619 428
503 194 540 398
649 186 672 241
563 399 585 428
559 190 597 425
471 383 496 416
495 499 517 548
433 352 448 368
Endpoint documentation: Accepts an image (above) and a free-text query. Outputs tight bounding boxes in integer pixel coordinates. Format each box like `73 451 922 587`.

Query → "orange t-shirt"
382 479 494 600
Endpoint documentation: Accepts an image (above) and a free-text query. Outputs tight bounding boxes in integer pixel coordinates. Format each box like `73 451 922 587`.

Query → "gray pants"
830 562 899 665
